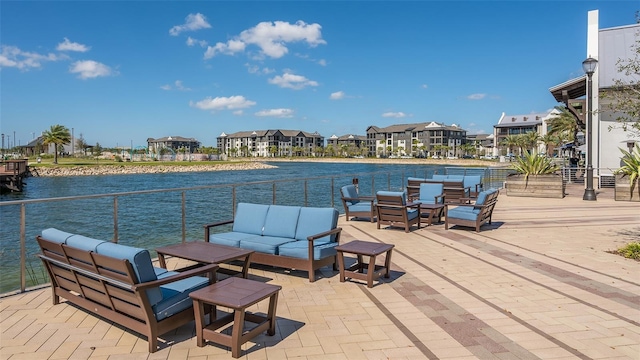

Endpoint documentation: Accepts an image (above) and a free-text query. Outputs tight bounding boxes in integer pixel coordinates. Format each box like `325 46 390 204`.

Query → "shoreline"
29 158 509 177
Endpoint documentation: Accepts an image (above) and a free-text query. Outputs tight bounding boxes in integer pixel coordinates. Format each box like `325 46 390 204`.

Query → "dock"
0 159 29 193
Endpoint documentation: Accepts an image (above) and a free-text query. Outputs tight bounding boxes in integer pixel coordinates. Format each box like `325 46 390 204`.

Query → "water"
0 161 483 293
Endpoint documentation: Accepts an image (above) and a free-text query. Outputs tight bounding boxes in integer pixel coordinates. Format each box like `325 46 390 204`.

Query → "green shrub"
615 144 640 195
614 242 640 260
510 152 559 179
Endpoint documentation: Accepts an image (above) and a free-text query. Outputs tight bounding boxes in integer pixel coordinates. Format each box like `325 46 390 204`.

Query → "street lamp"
582 56 598 201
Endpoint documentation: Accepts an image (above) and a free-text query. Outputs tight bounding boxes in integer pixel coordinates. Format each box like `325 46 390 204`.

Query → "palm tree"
522 131 541 155
546 106 581 146
42 124 71 164
500 134 520 156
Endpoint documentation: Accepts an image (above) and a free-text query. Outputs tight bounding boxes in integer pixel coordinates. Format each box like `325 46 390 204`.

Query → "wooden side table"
189 277 281 358
335 240 394 288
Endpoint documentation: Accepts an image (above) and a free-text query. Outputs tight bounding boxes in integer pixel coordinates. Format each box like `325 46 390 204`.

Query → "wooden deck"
1 184 639 359
0 159 29 192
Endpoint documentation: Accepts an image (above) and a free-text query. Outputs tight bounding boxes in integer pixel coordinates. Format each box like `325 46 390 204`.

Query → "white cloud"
382 112 407 118
190 95 256 111
255 108 295 118
169 13 211 36
69 60 114 79
56 38 90 52
160 84 171 90
0 45 67 70
330 91 345 100
186 37 208 47
317 59 327 66
268 72 318 90
421 84 428 89
161 80 191 91
232 110 244 115
467 93 486 100
204 20 325 59
245 63 275 75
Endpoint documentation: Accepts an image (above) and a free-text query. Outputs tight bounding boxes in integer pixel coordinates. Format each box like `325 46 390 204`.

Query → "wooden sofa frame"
36 236 219 353
204 221 342 282
445 190 499 232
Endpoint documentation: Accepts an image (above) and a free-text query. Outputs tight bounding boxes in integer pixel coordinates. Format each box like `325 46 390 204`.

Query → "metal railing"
0 167 510 294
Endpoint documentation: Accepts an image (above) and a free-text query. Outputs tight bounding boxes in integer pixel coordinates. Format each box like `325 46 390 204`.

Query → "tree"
41 124 71 164
601 30 640 136
76 133 90 156
546 106 580 146
522 131 541 154
500 134 520 156
93 142 103 163
269 145 278 157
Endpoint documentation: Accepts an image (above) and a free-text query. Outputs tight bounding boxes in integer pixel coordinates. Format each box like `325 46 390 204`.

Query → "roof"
494 112 546 128
147 136 198 142
328 134 367 141
218 129 324 139
367 121 466 133
549 75 586 103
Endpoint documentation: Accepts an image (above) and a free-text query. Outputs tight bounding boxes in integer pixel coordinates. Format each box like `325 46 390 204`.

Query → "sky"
1 1 638 149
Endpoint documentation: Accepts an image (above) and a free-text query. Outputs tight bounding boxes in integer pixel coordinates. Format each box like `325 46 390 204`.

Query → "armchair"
445 189 499 232
341 185 376 222
376 191 421 232
463 175 483 198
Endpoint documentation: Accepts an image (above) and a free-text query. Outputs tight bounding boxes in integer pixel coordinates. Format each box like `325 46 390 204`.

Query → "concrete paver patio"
1 184 639 359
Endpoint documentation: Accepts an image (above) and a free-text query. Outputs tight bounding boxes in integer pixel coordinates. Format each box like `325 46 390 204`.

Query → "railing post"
304 180 308 207
20 203 26 292
330 177 335 207
387 172 391 190
113 196 118 243
272 183 276 204
371 175 375 196
232 186 236 215
181 191 186 243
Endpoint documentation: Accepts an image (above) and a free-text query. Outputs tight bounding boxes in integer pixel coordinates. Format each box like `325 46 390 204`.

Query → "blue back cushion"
232 203 269 235
341 185 359 205
447 175 464 181
464 175 481 188
65 235 106 252
475 189 494 205
431 174 447 181
295 207 339 242
377 191 407 205
42 228 75 244
419 183 444 203
263 205 301 238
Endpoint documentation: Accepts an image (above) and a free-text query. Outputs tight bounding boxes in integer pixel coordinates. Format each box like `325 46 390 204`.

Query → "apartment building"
216 129 324 157
366 121 467 158
147 136 200 154
326 134 367 156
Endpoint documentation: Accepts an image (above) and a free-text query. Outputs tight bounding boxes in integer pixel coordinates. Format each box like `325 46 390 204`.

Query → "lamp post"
582 56 598 201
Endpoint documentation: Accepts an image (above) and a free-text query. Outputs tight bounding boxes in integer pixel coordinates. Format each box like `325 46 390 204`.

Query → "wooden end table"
335 240 394 288
418 203 447 226
156 242 253 278
190 277 281 358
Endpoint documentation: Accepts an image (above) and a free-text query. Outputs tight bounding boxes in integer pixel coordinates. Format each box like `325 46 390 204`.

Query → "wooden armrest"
204 219 234 241
135 263 219 290
306 227 343 242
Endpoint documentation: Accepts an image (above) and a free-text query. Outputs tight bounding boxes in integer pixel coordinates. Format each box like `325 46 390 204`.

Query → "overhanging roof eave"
549 75 587 103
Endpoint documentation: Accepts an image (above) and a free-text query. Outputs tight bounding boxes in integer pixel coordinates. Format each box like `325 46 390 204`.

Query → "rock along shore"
30 162 278 177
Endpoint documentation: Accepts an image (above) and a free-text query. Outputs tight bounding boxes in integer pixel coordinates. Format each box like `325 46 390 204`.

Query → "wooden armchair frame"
376 192 421 233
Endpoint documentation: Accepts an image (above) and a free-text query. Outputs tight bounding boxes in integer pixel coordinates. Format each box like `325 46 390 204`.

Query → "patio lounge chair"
445 189 499 232
341 184 376 222
414 183 445 205
376 191 421 232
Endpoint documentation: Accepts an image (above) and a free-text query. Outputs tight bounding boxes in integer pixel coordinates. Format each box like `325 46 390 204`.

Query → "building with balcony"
366 122 467 158
216 129 324 157
147 136 200 155
326 134 367 157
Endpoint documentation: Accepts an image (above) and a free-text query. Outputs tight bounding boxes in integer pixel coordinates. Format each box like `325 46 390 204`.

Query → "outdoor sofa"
204 203 342 282
36 228 218 353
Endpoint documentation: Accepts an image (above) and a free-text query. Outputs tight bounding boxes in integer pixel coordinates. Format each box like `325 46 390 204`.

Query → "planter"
614 174 640 201
505 173 565 198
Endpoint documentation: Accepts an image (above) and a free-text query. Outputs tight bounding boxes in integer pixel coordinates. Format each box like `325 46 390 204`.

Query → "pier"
0 159 29 193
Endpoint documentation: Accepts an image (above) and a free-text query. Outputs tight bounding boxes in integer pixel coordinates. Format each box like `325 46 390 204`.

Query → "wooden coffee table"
418 203 447 226
156 242 253 278
335 240 394 288
190 277 281 358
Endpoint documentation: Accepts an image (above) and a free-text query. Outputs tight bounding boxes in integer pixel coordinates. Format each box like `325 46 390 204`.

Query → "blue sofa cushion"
295 207 339 242
208 231 259 248
347 202 373 213
447 175 465 181
432 174 448 181
232 203 269 235
95 242 162 306
154 267 170 277
153 275 209 321
418 183 444 204
464 175 482 190
42 228 75 244
239 236 295 255
65 235 106 252
407 208 419 220
475 189 494 206
263 205 301 238
278 240 339 260
341 185 360 205
377 191 407 205
448 207 479 221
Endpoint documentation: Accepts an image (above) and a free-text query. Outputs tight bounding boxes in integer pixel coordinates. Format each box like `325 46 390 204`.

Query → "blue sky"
1 1 637 149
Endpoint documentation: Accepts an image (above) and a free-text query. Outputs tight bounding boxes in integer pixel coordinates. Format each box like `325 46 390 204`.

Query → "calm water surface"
0 161 473 292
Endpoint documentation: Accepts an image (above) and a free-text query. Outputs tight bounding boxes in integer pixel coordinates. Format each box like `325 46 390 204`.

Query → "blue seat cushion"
65 235 106 252
407 177 426 182
208 231 258 248
154 267 171 278
95 242 162 305
278 239 339 260
407 208 419 220
348 202 373 213
239 236 295 255
153 275 209 321
341 185 360 205
263 205 301 238
447 175 464 181
232 203 269 235
41 228 75 244
448 207 479 221
295 207 339 242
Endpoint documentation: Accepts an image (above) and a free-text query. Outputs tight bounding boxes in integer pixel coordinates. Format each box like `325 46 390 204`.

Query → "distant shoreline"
29 157 508 177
